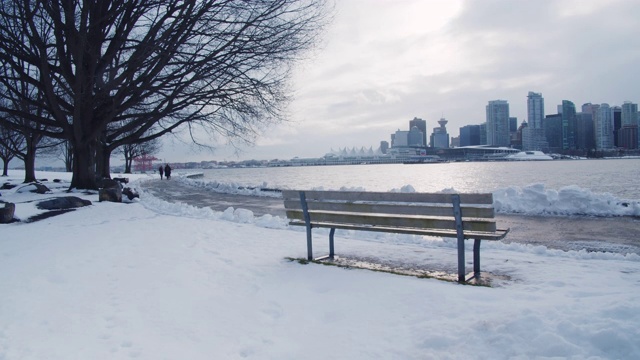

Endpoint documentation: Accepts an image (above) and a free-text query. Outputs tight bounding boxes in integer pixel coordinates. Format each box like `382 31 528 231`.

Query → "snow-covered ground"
1 171 639 359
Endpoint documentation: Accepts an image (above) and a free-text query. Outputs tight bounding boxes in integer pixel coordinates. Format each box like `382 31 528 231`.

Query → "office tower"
392 129 409 147
576 112 595 151
544 114 563 151
523 91 548 151
408 126 424 147
459 125 482 146
430 118 450 148
486 100 510 146
509 117 518 133
527 92 545 129
380 141 389 154
595 104 614 149
409 117 427 149
612 106 621 147
621 101 638 126
619 102 639 149
479 123 487 145
561 100 577 150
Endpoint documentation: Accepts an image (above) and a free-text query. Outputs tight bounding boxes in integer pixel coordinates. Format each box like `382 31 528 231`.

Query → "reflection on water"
199 159 640 200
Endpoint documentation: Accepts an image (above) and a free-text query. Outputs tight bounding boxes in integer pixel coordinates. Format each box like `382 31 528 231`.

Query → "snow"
174 174 640 217
1 170 640 359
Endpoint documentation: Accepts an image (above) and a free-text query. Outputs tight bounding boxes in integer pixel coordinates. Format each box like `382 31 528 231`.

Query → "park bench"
282 190 509 283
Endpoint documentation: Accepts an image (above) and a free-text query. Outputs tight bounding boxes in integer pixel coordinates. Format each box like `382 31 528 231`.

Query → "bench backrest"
282 190 497 233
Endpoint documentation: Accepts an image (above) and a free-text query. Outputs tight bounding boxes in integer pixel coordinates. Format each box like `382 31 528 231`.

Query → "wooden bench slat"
285 210 497 232
282 190 494 205
283 199 495 218
288 220 509 241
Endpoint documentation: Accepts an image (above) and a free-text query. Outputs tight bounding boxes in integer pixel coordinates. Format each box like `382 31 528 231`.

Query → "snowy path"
141 178 640 255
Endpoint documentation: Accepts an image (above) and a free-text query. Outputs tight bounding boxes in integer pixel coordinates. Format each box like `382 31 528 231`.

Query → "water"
197 159 640 201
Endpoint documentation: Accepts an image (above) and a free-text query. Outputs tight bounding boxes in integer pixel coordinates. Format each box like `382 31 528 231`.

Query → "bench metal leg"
473 239 481 278
329 228 335 259
452 194 466 282
299 191 313 260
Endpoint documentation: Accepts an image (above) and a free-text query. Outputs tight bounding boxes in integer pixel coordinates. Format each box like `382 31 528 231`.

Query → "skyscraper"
486 100 510 146
561 100 577 150
409 117 427 148
620 101 638 149
621 101 638 126
523 91 547 151
595 104 614 150
527 92 545 129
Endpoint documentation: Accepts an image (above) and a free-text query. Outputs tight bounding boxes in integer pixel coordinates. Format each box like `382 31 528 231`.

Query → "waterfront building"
621 101 638 126
459 124 482 147
595 103 614 150
409 117 427 149
479 123 487 145
380 141 389 154
544 114 563 152
576 112 595 151
408 126 424 147
486 100 510 146
561 100 577 150
621 101 638 149
430 118 450 148
523 91 548 151
391 130 409 147
612 106 622 147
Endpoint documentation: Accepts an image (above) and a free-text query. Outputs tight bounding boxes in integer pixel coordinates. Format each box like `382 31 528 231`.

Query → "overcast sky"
115 0 640 164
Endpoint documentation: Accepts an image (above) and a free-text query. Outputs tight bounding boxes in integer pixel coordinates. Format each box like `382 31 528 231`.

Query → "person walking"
164 164 172 180
158 165 164 180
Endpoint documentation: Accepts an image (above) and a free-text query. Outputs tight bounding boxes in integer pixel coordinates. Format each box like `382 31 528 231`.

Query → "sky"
1 170 639 358
24 0 640 167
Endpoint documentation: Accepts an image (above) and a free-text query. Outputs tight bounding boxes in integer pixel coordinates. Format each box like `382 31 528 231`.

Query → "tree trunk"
96 144 112 180
1 157 9 176
22 136 37 183
70 141 98 190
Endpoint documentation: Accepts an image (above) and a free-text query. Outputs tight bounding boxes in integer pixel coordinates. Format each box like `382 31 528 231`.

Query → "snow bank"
168 176 640 217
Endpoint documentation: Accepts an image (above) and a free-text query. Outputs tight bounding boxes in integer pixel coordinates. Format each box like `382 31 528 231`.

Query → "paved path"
141 179 640 255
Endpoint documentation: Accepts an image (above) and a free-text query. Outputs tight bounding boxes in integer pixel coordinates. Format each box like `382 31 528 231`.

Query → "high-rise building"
409 117 427 148
544 114 563 151
561 100 577 150
619 101 638 149
523 91 548 151
430 118 450 148
595 104 614 150
621 101 638 126
459 125 482 146
612 106 622 147
527 92 545 129
408 126 424 147
486 100 510 146
576 112 595 151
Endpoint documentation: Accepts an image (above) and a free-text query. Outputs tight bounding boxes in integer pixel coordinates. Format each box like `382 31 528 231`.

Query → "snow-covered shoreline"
1 171 639 359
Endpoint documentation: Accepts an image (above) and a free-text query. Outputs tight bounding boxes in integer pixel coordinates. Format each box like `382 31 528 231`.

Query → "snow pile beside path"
494 184 640 217
173 176 282 197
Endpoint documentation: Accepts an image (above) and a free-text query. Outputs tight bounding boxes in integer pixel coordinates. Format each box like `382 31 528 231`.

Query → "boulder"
1 202 15 223
99 187 122 203
122 187 139 200
98 178 122 190
15 182 50 194
1 182 16 190
37 196 92 210
113 177 129 184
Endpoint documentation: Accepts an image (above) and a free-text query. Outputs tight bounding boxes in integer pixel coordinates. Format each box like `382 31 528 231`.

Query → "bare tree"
0 122 21 176
0 0 329 189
